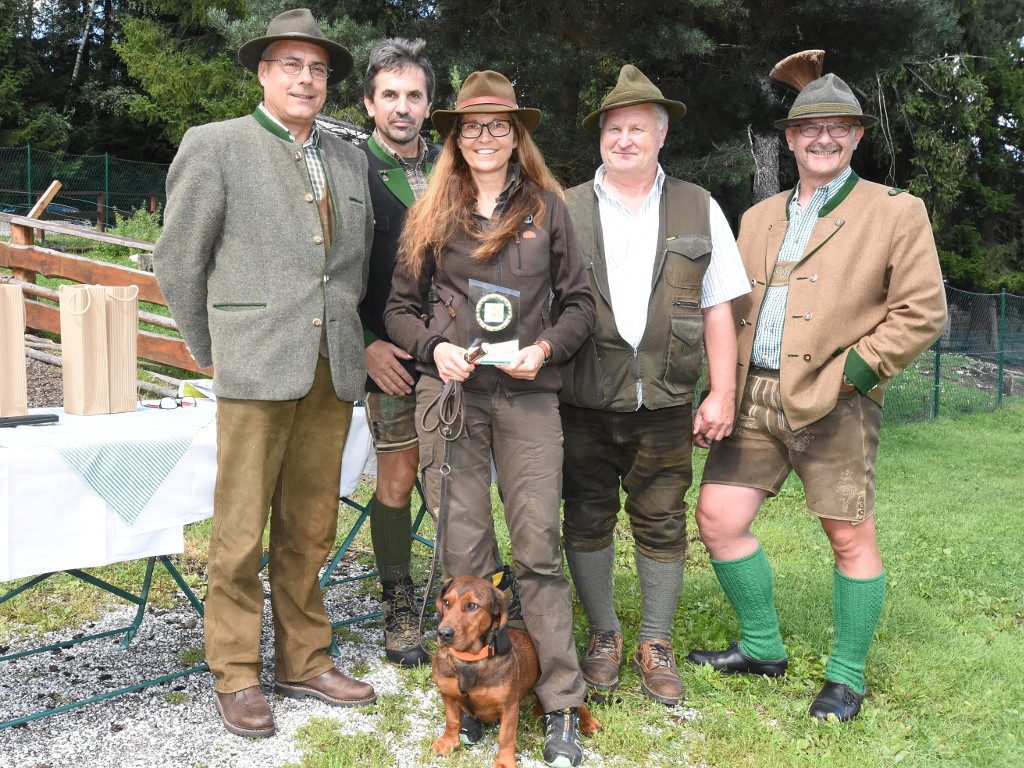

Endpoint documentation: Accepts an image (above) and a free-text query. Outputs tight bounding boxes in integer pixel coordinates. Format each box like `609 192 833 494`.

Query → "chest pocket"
509 221 551 277
664 235 711 290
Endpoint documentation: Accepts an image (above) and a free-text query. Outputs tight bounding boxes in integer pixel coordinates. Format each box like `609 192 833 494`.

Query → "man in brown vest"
687 52 946 722
560 65 750 706
154 9 376 738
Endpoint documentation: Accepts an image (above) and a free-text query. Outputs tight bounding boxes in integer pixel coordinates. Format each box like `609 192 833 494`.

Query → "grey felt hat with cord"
238 8 353 86
770 50 877 129
581 64 686 133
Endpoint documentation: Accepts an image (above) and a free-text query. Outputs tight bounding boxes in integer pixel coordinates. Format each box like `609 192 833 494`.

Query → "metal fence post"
25 143 32 211
932 337 942 419
103 152 110 229
997 288 1006 407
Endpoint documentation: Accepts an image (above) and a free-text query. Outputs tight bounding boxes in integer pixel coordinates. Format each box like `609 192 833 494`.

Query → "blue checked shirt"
751 167 852 369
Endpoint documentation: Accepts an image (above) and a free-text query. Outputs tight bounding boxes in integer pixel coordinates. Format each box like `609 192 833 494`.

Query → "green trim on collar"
785 186 797 221
251 107 293 142
367 134 401 167
819 170 859 217
844 347 880 394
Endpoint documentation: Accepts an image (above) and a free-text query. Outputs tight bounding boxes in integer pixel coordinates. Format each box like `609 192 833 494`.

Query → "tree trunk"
749 128 780 203
70 1 98 86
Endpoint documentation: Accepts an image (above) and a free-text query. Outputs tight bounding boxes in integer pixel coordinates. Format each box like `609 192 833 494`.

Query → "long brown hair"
398 114 563 279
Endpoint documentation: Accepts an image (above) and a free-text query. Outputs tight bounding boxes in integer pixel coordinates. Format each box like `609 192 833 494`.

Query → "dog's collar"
448 645 494 662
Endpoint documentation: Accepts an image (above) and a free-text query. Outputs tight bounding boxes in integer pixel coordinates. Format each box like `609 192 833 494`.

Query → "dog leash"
417 376 467 632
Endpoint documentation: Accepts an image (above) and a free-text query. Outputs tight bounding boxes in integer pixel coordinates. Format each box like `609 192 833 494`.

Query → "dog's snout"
437 625 455 643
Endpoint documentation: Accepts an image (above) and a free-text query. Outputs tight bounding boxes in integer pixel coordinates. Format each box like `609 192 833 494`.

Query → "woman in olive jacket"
384 70 595 765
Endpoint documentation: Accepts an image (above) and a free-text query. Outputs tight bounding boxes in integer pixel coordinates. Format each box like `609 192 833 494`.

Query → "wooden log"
27 181 63 219
0 213 154 251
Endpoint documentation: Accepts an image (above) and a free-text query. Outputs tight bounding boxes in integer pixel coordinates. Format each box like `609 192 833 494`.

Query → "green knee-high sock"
825 568 886 694
711 547 786 661
369 495 412 585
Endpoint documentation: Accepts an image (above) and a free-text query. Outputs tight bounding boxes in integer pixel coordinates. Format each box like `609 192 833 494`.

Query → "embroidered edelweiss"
791 428 815 453
834 469 858 514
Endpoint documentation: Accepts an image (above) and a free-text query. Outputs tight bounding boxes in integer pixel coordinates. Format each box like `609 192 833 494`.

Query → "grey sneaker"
381 578 430 667
459 711 483 745
543 708 584 767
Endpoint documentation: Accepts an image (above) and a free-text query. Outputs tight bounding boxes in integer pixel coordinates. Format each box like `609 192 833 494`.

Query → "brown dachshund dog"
431 575 601 768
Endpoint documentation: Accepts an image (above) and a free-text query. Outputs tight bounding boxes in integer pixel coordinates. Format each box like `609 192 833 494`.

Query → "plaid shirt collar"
254 103 326 200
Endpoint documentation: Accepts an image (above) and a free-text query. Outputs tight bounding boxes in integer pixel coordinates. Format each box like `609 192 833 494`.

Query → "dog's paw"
432 734 461 757
579 704 603 735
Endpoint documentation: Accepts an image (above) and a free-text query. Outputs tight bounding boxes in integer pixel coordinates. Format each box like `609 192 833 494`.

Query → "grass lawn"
2 406 1021 767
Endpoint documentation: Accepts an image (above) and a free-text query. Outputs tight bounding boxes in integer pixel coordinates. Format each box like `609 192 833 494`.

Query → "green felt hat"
238 8 353 86
582 64 686 133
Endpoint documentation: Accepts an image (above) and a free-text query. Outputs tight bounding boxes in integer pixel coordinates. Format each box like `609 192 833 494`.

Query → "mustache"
808 143 842 153
389 112 413 122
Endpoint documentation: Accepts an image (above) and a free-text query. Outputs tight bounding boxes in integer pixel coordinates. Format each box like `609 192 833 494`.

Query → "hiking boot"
580 630 623 691
543 707 584 767
491 565 524 626
631 639 683 706
382 578 430 667
459 711 483 745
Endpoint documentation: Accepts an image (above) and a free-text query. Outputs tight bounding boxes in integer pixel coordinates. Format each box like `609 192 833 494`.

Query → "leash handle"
418 377 465 633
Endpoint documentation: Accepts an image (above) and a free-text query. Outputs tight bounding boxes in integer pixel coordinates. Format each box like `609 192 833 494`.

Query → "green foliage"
84 207 163 264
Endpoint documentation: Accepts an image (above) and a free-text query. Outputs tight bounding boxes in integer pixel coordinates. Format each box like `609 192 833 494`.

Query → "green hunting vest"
560 176 711 411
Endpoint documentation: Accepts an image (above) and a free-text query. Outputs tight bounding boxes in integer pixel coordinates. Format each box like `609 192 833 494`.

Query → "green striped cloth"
57 436 195 525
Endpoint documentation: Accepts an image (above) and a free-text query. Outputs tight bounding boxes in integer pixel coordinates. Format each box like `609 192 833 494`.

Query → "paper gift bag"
59 284 139 415
0 284 28 417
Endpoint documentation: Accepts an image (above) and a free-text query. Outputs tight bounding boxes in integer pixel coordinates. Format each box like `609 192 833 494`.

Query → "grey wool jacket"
154 113 373 401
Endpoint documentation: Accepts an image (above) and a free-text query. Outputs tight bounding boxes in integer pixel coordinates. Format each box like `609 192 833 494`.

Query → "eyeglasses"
796 122 855 139
144 396 197 410
458 119 513 139
263 57 332 82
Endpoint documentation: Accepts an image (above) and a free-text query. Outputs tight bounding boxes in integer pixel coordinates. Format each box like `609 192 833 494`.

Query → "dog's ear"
435 578 454 616
489 584 512 656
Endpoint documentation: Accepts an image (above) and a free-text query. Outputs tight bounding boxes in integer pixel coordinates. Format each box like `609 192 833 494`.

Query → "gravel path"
26 359 64 409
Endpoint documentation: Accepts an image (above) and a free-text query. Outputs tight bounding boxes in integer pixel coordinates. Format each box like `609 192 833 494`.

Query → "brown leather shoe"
275 667 377 707
631 639 684 706
580 630 623 691
214 686 275 738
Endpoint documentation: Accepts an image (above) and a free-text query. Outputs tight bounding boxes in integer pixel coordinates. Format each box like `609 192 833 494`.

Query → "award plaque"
467 279 520 364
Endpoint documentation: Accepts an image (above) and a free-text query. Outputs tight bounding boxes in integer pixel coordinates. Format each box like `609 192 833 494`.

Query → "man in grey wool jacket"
153 8 376 738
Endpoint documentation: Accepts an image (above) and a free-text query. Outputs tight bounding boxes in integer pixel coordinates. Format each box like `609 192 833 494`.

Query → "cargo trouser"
205 356 352 693
415 375 586 712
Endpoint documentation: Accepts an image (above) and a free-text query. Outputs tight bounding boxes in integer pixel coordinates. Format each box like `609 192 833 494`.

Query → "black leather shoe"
686 641 788 677
809 681 864 721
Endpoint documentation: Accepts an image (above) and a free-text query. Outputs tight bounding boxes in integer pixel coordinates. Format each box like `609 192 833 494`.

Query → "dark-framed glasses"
263 57 332 82
144 396 197 410
797 122 855 139
458 119 513 139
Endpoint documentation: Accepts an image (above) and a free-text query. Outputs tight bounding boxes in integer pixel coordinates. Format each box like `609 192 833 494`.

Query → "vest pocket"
663 313 703 394
664 235 711 289
566 335 607 408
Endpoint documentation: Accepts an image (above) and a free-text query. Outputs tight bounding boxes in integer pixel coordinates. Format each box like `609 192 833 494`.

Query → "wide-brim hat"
431 70 542 136
238 8 353 86
772 72 877 129
582 64 686 133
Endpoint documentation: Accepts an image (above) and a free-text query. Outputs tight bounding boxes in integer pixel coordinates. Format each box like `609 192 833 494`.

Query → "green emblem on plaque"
475 292 513 332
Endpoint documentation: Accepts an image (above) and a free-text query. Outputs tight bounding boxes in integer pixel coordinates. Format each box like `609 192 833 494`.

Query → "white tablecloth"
0 401 375 582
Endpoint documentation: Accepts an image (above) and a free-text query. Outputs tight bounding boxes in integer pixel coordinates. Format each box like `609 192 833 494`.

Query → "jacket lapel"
368 135 415 208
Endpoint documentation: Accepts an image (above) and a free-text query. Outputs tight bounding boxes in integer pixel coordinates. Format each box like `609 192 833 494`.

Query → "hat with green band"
770 50 877 129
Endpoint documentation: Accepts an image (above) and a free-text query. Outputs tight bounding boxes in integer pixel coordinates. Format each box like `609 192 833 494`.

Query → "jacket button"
767 224 773 230
312 318 323 327
804 312 813 320
835 218 844 226
750 278 756 286
313 235 324 245
803 354 811 361
739 318 748 326
294 152 302 161
305 193 315 203
809 273 818 282
323 275 330 283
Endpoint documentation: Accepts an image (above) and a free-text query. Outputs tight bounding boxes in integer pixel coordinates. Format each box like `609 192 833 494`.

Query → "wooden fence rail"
0 211 211 375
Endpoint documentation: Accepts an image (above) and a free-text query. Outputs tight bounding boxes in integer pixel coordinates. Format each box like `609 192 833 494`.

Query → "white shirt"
594 165 750 349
